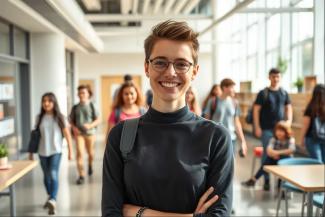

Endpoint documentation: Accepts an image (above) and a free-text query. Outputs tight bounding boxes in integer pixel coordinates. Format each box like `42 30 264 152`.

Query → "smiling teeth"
161 82 178 88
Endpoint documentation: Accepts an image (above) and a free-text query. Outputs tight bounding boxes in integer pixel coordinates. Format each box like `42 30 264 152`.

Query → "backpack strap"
90 102 96 121
115 108 121 124
120 118 140 162
210 97 218 118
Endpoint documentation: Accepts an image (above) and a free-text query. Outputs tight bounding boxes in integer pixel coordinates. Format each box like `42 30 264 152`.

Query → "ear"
144 61 149 78
191 65 199 81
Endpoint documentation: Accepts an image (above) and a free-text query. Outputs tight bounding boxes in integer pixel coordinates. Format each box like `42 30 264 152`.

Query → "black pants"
254 155 289 181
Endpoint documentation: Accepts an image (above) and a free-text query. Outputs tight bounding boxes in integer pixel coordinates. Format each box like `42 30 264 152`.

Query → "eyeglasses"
148 58 193 74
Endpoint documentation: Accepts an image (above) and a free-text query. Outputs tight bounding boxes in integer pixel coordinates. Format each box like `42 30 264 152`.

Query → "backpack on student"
245 87 286 124
114 107 146 124
120 118 140 162
209 97 218 119
70 102 97 126
312 116 325 142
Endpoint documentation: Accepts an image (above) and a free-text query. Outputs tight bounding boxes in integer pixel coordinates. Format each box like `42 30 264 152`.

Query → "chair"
276 157 322 217
313 194 324 217
251 146 264 176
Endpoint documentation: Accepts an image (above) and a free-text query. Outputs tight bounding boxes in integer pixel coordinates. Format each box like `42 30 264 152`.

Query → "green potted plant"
0 144 9 167
277 56 288 74
294 77 304 93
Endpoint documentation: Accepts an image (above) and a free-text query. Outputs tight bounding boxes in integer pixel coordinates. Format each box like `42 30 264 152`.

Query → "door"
101 75 142 125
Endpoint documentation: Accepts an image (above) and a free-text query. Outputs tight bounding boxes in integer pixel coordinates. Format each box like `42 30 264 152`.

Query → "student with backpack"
107 82 146 133
69 85 100 185
300 84 325 163
201 84 222 117
203 78 247 157
253 68 293 190
102 20 233 217
29 92 73 215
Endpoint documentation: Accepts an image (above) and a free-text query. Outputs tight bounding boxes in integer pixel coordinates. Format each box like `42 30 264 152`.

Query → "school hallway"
0 130 306 216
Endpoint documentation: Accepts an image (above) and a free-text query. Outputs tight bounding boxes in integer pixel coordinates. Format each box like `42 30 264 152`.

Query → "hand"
241 142 248 157
123 204 141 217
83 123 92 130
29 153 34 160
254 127 262 138
299 140 305 149
68 151 73 160
194 187 219 214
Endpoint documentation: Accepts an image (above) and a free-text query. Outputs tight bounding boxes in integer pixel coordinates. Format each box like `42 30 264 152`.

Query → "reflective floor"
0 131 307 216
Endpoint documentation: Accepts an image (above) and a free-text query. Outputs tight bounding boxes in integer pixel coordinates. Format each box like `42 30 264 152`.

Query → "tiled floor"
0 132 309 216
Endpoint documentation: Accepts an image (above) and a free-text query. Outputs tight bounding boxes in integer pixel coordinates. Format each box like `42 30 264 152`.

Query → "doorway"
101 75 142 125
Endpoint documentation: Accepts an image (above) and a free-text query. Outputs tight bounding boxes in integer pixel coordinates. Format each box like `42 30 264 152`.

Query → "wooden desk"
264 165 325 217
0 160 38 217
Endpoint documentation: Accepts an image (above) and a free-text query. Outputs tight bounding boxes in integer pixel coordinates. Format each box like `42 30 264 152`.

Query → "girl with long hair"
202 84 222 117
29 92 73 215
107 82 146 133
186 86 202 115
300 84 325 162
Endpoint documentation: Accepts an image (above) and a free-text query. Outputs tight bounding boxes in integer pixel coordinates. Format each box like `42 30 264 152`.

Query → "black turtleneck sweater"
102 106 233 217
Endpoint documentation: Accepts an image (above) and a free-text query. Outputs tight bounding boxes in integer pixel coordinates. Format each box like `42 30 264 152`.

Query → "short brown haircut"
269 68 281 75
78 84 93 97
144 20 200 65
220 78 236 90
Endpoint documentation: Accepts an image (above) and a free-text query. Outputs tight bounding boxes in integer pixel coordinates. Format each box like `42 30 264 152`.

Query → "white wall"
76 52 213 114
30 33 67 124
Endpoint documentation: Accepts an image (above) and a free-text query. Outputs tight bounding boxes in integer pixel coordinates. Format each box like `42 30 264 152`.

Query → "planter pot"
297 86 303 93
0 156 8 167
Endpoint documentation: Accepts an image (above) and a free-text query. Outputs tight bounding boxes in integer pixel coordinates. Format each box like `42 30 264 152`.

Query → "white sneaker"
47 199 56 215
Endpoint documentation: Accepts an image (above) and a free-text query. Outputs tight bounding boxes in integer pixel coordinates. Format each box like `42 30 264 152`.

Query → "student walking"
29 92 73 215
201 84 222 117
300 84 325 163
102 20 233 217
186 86 202 115
253 68 292 190
107 82 146 134
69 85 100 185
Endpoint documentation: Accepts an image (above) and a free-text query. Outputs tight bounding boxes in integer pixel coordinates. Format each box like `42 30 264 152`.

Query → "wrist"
136 207 147 217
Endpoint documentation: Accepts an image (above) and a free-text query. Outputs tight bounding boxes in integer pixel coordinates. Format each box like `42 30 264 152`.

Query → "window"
13 27 27 59
0 21 10 55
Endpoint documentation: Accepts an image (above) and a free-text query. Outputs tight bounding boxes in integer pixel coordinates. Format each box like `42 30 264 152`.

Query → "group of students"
27 20 324 217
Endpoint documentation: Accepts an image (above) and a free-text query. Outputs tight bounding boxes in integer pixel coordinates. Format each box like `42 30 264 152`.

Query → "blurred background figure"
202 84 222 117
145 89 153 108
107 82 146 134
186 86 202 116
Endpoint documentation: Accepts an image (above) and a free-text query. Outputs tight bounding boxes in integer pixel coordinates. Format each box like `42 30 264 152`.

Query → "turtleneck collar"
143 106 194 124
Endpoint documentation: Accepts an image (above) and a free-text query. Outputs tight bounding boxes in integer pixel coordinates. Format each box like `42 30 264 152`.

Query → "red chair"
251 146 264 176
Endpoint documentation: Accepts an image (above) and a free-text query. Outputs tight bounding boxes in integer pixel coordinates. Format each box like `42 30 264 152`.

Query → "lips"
159 81 181 88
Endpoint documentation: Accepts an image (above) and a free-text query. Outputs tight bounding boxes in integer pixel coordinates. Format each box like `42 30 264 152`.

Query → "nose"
163 63 177 77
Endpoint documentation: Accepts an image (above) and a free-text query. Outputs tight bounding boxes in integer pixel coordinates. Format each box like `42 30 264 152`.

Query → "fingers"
200 195 219 212
196 187 214 211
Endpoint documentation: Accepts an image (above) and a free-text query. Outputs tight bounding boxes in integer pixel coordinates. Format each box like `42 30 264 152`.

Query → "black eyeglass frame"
147 58 194 74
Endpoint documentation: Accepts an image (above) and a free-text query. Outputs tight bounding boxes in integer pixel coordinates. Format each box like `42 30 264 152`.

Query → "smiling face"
122 86 138 106
144 39 198 109
42 96 54 113
275 128 286 140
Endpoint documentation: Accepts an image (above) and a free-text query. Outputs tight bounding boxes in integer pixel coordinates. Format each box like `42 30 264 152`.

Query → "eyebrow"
151 56 191 62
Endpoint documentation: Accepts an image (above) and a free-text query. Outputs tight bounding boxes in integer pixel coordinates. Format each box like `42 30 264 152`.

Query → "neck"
80 99 89 104
269 85 280 90
45 111 53 115
123 103 135 109
151 97 186 113
220 93 230 99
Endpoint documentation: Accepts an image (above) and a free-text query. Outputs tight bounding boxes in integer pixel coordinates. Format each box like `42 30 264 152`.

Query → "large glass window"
0 21 10 55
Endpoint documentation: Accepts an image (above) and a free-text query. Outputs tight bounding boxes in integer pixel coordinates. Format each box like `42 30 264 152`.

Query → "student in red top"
107 82 146 134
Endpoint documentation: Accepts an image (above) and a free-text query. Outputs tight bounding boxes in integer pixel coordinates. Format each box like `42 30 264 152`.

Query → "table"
0 160 38 217
264 164 325 217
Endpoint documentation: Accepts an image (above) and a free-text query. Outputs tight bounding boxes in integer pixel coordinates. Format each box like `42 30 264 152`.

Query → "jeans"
254 155 289 180
305 137 325 163
39 153 62 200
261 129 274 182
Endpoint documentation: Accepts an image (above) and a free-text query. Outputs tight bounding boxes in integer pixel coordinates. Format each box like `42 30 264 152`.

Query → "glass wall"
216 0 315 92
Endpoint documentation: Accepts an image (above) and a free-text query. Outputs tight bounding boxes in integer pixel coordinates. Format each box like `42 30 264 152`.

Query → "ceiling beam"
199 0 255 36
86 14 212 22
142 0 150 14
81 0 101 11
164 0 176 14
182 0 201 14
173 0 188 14
153 0 164 14
240 7 313 13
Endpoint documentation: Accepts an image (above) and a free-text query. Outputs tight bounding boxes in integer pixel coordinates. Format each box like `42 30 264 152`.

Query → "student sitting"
242 121 295 188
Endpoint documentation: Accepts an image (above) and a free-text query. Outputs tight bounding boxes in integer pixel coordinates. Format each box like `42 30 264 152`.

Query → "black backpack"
312 117 325 142
245 87 286 124
120 118 140 162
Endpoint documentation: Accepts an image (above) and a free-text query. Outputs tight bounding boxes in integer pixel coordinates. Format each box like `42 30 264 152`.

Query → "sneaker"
47 199 56 215
76 176 85 185
241 179 256 187
263 182 270 191
88 165 93 176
